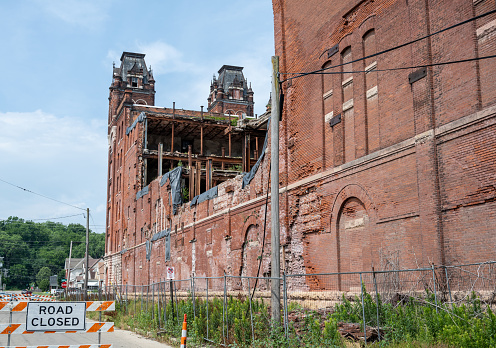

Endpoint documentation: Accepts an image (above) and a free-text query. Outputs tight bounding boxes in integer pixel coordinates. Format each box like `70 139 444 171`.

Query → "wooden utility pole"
270 56 281 325
67 241 73 293
85 208 89 300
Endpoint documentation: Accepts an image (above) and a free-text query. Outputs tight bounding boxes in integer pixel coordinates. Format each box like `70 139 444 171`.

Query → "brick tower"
207 65 254 117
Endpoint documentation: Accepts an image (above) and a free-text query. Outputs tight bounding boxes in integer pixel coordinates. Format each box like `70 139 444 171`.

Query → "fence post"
98 285 102 345
248 277 254 343
206 277 210 341
360 272 367 346
174 280 179 326
444 266 453 310
152 283 155 321
191 275 196 318
141 285 143 314
223 272 227 347
283 271 288 339
432 264 439 313
372 266 381 341
158 280 162 328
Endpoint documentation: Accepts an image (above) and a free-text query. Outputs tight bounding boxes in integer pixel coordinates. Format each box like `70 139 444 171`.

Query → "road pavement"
0 310 174 347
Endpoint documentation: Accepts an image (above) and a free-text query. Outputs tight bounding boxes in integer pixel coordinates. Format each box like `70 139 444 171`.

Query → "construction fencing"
87 261 496 345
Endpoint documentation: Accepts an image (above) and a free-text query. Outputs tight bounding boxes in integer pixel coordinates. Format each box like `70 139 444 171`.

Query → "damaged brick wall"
105 0 496 291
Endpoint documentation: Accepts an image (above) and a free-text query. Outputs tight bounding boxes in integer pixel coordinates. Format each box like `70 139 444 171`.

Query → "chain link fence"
78 261 496 345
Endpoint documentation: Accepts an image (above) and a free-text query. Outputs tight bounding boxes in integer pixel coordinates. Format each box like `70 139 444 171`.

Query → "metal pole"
163 281 167 326
67 242 72 296
192 276 196 318
85 208 90 301
206 277 209 341
283 271 288 339
248 277 254 343
444 266 453 310
360 273 367 346
432 264 439 313
372 267 381 341
270 55 281 326
174 281 179 326
141 285 143 313
223 273 227 346
157 282 161 328
7 306 12 346
170 279 175 320
98 285 102 344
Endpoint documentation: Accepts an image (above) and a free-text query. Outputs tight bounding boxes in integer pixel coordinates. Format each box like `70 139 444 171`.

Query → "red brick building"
105 0 496 289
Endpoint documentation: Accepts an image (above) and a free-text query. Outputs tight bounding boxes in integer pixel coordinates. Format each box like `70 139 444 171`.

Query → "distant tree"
0 217 104 290
36 266 51 291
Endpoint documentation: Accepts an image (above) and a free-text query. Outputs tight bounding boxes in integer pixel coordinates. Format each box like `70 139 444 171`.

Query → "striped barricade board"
0 301 115 312
0 345 113 348
0 322 115 334
0 301 115 347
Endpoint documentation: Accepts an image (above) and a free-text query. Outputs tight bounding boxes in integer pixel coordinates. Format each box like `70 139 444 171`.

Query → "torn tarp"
151 227 170 242
165 233 171 261
160 166 183 214
190 186 218 207
126 112 146 135
242 125 269 189
136 185 149 200
148 228 171 262
146 240 151 261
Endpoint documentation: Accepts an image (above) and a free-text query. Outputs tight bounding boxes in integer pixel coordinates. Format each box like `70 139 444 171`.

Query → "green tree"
36 266 52 291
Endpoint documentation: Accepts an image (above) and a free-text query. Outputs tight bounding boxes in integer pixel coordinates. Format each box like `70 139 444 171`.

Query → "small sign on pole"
61 281 68 289
26 302 86 331
166 267 175 280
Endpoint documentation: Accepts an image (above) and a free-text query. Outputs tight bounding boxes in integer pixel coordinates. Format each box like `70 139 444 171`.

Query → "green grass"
91 290 496 347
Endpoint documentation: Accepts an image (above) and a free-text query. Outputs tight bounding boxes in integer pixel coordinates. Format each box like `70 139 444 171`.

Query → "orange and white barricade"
180 313 187 348
0 301 115 348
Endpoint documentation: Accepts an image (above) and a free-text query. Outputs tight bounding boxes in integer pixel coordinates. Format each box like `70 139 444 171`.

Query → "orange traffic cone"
180 314 187 348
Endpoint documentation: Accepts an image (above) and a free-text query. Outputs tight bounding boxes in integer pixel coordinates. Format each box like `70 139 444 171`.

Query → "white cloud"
0 110 106 160
36 0 110 30
136 41 195 75
0 109 108 227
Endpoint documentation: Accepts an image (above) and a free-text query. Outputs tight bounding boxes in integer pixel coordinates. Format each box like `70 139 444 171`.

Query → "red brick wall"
104 0 496 289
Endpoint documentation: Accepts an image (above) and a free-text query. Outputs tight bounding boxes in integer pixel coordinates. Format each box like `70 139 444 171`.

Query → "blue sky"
0 0 274 233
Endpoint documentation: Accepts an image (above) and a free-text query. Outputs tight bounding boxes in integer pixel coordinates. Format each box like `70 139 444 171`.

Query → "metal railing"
70 261 496 346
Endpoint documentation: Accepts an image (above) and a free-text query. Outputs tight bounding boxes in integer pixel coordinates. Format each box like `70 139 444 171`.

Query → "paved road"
0 311 173 347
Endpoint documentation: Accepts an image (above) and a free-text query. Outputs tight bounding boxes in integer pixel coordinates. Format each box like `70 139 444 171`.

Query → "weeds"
92 289 496 347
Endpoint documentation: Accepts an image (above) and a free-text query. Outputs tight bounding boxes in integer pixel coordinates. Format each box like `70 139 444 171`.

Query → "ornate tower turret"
207 65 254 117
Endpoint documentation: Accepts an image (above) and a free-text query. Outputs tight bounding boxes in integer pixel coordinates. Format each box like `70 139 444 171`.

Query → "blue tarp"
190 186 218 207
126 112 146 135
146 240 151 261
136 186 149 200
160 166 183 215
147 228 171 262
242 119 269 189
151 227 170 242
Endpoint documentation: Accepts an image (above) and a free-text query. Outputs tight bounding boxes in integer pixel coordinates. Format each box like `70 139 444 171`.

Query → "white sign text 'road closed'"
26 302 86 331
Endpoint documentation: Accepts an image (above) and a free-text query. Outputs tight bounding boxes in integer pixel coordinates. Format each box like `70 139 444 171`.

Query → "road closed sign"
26 302 86 331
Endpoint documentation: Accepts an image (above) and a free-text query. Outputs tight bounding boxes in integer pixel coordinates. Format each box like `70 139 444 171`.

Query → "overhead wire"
279 8 496 83
307 54 496 76
0 178 86 211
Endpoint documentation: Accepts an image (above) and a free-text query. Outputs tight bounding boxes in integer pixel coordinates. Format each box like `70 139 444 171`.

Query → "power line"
280 8 496 82
308 54 496 76
0 178 86 211
0 214 85 222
